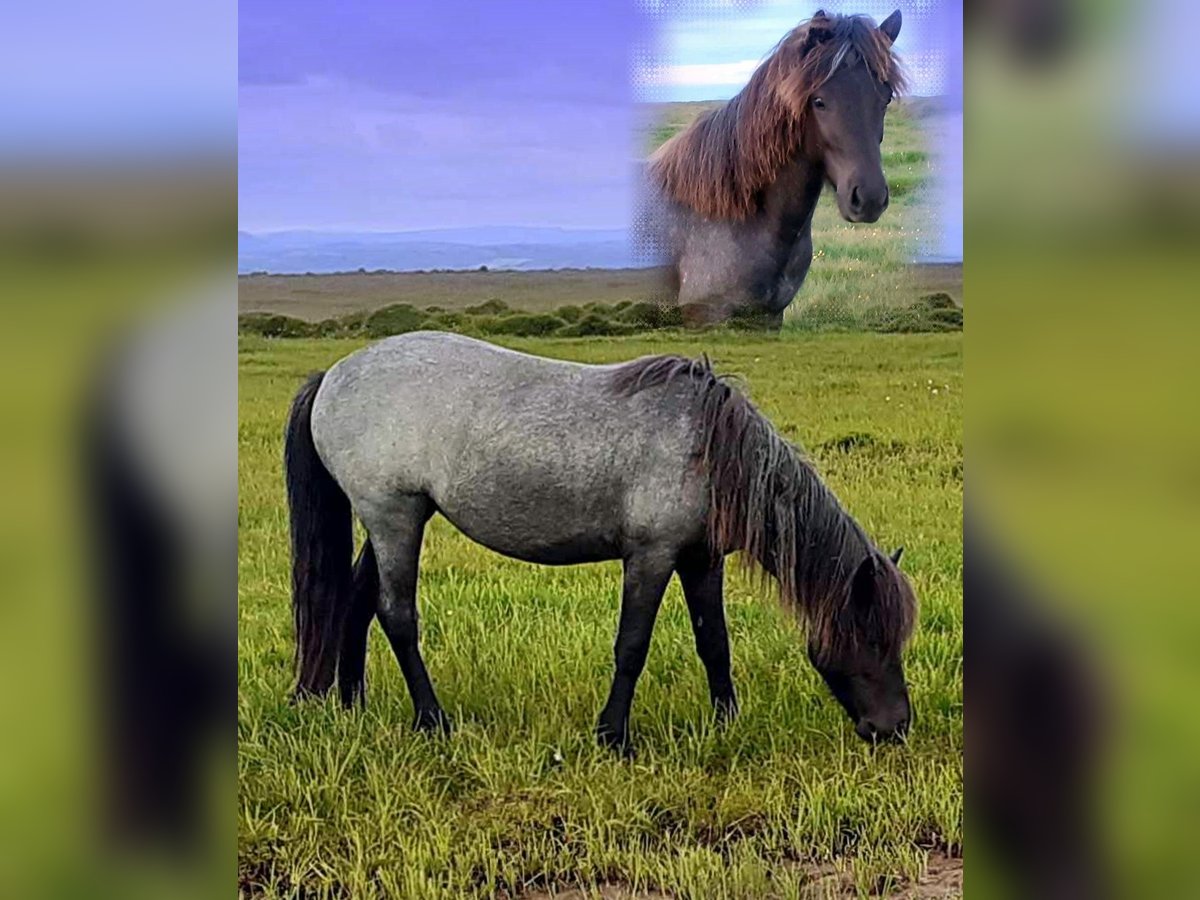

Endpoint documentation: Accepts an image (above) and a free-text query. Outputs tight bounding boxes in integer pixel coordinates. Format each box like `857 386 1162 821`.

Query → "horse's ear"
890 546 904 565
849 554 878 612
803 10 835 50
880 9 902 44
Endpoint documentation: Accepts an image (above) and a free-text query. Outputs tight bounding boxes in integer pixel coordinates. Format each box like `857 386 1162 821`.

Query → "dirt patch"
800 852 963 899
518 853 962 899
521 888 672 900
906 853 963 898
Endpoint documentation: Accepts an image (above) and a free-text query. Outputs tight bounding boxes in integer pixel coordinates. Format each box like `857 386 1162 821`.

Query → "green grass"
238 331 963 898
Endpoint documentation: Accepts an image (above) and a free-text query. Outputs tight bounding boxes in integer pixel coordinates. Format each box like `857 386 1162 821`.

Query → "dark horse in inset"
285 332 916 753
638 10 906 328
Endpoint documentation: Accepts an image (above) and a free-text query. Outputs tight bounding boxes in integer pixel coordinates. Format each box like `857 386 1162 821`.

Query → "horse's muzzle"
855 712 910 744
843 184 889 223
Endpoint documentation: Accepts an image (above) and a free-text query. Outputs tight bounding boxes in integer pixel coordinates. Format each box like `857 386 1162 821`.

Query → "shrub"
557 314 637 337
618 301 684 329
321 311 370 337
238 313 316 338
876 294 962 333
553 305 584 323
460 315 501 335
313 317 351 338
464 299 510 316
426 311 466 330
481 313 568 337
919 292 958 311
363 304 428 337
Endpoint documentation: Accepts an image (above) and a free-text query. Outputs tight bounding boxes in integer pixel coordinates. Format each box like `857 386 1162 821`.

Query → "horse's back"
309 332 706 563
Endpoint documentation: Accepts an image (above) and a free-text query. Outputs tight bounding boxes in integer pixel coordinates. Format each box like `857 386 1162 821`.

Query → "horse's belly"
432 485 625 566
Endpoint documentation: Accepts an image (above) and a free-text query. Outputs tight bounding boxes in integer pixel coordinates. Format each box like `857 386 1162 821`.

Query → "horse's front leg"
596 549 675 755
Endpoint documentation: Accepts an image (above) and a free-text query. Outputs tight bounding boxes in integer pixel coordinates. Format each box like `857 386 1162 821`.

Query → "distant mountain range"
238 227 644 275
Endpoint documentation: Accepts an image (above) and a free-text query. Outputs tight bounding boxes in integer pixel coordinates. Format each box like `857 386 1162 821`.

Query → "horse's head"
808 546 916 742
778 10 904 223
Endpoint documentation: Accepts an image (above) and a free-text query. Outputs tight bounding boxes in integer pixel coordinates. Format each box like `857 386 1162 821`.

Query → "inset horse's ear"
890 546 904 565
880 9 902 44
803 10 835 49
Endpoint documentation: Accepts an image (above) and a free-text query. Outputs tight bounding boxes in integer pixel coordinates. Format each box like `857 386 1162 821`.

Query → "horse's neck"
760 155 825 240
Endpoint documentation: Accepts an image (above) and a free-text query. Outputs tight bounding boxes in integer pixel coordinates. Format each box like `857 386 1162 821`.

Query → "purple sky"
239 1 646 232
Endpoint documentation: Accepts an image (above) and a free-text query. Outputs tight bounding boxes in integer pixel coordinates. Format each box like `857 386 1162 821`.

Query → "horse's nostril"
857 715 909 743
849 186 862 211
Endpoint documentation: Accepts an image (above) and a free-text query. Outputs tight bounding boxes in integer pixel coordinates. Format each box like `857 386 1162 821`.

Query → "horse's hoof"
596 724 636 759
414 709 453 736
714 695 739 726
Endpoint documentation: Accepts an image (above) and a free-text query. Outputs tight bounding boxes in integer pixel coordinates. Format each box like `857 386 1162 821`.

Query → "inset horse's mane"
648 11 906 221
611 353 914 661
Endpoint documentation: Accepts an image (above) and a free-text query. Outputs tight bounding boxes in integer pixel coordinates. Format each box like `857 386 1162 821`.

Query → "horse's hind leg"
596 549 675 755
367 496 451 734
338 539 379 707
677 547 737 723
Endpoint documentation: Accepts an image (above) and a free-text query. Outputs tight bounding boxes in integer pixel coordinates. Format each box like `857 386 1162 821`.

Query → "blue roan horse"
285 332 916 752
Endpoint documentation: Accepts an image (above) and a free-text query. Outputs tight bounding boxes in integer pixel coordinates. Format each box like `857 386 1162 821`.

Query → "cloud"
640 59 761 87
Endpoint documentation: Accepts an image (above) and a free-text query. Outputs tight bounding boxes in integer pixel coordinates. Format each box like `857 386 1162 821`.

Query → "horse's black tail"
284 371 353 698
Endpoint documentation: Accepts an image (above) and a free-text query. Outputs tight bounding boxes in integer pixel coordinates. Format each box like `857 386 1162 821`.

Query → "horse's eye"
813 97 826 111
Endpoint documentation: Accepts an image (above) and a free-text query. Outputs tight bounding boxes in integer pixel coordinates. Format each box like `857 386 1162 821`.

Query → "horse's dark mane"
649 11 906 221
611 354 915 661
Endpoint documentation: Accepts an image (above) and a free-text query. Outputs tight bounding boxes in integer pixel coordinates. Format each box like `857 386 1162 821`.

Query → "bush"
363 304 428 337
553 305 584 323
480 313 568 337
323 311 370 337
557 314 637 337
618 301 684 329
460 315 501 335
238 313 316 338
419 311 466 331
463 298 510 316
876 294 962 333
312 317 349 338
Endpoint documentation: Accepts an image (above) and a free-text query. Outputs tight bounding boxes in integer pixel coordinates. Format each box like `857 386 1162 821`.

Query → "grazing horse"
638 10 906 328
285 332 916 752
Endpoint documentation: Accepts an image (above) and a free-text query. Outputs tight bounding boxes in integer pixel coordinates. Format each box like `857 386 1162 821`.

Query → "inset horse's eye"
813 97 826 110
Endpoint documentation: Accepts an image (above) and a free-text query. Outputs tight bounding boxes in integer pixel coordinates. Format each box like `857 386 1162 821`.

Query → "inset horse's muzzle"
845 183 889 223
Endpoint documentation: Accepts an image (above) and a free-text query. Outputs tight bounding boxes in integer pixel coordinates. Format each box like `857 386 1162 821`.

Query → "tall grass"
238 332 963 898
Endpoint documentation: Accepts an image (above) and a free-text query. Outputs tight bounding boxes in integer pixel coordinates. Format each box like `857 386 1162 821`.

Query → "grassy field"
238 331 963 898
238 100 957 331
